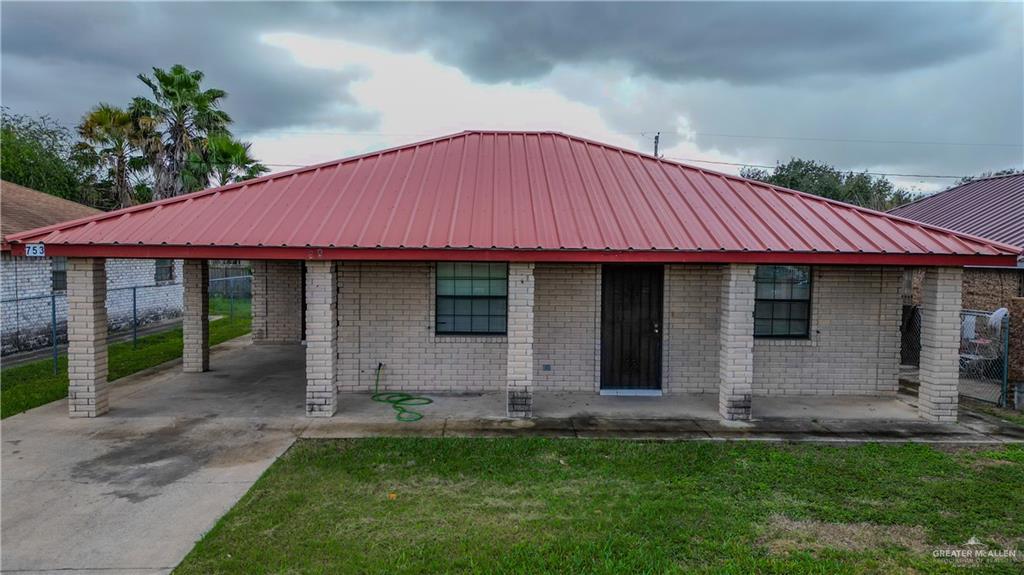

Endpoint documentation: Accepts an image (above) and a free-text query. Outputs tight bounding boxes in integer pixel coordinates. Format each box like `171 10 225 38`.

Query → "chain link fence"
1 275 251 374
900 305 1012 407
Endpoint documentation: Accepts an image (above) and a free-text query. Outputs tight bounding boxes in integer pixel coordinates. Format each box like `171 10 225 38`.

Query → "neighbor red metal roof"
6 131 1020 266
890 173 1024 263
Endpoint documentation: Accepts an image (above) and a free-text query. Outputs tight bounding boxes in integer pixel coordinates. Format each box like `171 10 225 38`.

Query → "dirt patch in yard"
759 514 930 555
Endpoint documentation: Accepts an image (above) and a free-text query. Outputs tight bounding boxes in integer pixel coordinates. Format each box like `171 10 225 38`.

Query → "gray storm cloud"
2 1 1021 182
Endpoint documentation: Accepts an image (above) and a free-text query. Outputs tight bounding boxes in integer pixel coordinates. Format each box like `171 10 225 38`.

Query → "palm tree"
77 104 141 209
185 133 269 189
129 65 231 199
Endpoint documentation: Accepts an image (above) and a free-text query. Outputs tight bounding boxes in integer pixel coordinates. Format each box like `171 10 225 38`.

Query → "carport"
6 131 1020 423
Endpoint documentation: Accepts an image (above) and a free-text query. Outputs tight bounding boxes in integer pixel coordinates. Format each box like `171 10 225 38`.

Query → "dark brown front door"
601 264 663 390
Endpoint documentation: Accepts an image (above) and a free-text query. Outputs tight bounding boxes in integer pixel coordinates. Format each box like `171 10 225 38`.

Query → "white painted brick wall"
336 262 507 392
919 267 962 422
719 264 755 419
241 261 908 399
305 261 338 416
506 262 535 417
251 260 303 344
752 266 903 396
182 260 210 373
66 258 108 417
664 264 722 394
1 254 183 355
533 263 600 392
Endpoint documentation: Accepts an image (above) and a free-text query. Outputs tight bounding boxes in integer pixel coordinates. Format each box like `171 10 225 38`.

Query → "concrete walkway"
3 340 1023 574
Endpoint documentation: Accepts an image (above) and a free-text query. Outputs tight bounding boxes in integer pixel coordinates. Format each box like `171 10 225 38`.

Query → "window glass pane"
471 299 490 315
437 297 454 315
453 316 472 332
754 265 811 338
790 320 807 336
471 316 490 332
472 279 490 296
471 264 490 278
489 316 506 332
772 281 792 299
454 279 473 295
436 263 507 335
436 315 454 332
489 298 506 315
772 319 788 335
489 279 507 296
754 318 771 335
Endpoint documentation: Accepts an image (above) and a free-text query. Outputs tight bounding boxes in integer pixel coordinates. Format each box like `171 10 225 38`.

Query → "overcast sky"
3 1 1022 193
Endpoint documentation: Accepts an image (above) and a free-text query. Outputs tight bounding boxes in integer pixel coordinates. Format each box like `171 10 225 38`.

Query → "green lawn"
176 439 1024 574
0 296 250 419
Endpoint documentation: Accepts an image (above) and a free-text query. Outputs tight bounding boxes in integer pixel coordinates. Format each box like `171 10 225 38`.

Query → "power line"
248 127 1023 149
688 132 1023 149
663 156 966 179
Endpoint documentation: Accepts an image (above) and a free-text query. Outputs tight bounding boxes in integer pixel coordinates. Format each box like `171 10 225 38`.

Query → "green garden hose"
371 362 432 422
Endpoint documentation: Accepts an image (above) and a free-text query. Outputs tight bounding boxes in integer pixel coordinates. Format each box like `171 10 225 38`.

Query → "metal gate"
958 309 1010 406
899 306 1011 407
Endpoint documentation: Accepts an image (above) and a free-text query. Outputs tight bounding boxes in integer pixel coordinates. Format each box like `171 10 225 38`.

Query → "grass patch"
176 439 1024 574
0 296 250 419
970 403 1024 427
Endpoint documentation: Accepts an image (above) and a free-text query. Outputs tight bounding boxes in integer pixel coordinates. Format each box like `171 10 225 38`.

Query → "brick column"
251 260 268 342
919 267 962 422
67 258 108 417
507 262 535 418
305 261 338 417
183 260 210 372
719 264 755 421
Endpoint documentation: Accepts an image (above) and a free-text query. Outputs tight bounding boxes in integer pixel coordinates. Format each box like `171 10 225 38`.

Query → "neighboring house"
1 180 183 355
890 173 1024 385
6 132 1020 422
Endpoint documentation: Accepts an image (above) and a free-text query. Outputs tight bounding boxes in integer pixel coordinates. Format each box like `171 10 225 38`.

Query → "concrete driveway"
1 338 306 575
5 337 1020 574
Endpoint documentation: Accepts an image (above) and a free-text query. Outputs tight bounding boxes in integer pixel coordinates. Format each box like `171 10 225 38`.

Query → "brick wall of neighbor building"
336 262 507 392
251 260 303 344
1 254 183 355
753 266 902 396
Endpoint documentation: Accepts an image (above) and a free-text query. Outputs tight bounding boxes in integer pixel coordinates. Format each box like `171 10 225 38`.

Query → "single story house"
6 132 1020 421
1 180 183 355
890 173 1023 386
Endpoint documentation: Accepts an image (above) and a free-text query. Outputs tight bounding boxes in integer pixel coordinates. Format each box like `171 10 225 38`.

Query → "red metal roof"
889 173 1024 263
6 131 1020 266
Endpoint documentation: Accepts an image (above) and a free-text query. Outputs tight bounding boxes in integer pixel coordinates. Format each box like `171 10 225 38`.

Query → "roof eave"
6 243 1019 267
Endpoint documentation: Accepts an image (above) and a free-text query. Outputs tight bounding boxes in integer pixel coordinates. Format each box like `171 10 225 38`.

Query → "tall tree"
129 65 232 199
741 158 916 211
1 108 83 201
184 132 269 190
77 104 141 209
